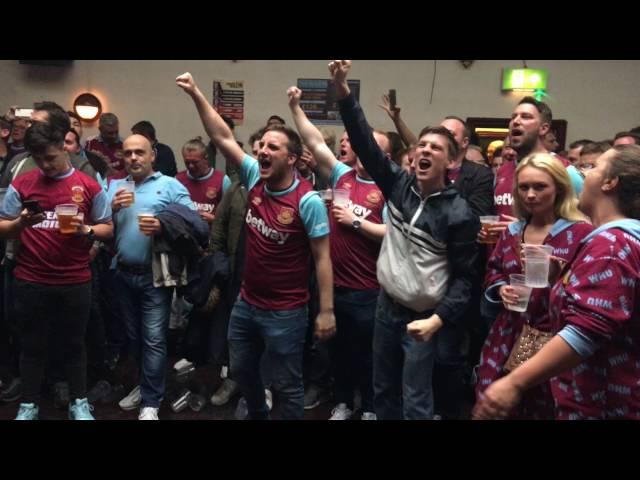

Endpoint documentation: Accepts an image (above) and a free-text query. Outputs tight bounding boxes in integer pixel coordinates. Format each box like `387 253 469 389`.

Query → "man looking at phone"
0 121 113 420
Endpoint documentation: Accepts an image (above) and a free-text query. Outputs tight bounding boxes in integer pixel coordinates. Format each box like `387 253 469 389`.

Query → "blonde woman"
475 153 593 419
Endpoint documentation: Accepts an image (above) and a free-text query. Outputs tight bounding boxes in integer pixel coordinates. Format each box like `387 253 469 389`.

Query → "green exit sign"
502 68 548 91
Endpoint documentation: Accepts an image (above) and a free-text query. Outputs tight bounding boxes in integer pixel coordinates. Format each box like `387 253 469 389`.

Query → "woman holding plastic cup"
474 145 640 420
475 153 592 419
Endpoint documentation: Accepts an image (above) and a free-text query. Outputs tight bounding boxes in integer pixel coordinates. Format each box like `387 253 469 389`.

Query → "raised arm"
176 72 245 168
329 60 399 198
287 86 337 181
378 93 418 147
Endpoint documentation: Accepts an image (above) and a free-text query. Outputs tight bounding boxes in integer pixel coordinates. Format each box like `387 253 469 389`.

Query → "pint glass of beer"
55 204 79 234
478 215 501 244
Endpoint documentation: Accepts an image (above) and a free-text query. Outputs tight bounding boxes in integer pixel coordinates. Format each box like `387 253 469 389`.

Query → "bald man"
107 134 196 420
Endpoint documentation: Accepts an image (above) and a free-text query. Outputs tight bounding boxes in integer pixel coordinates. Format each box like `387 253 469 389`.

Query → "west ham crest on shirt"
277 207 295 225
366 190 382 205
71 186 85 204
206 187 218 199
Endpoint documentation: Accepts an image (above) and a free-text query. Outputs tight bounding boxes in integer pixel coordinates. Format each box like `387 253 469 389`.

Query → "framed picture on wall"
297 78 360 124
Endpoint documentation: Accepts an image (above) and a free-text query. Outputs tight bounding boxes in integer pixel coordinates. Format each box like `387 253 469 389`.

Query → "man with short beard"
490 97 583 228
177 72 335 420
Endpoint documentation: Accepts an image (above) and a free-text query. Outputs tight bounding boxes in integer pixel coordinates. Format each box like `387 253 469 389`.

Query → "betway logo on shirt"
495 193 513 206
195 202 214 213
345 200 372 219
246 209 290 245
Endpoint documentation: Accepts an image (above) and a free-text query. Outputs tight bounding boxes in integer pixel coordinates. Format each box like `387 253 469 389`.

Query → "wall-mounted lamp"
73 93 102 122
502 68 548 100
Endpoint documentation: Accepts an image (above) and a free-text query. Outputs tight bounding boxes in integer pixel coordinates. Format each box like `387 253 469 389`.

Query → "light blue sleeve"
329 161 352 189
168 178 197 210
382 204 389 223
557 325 599 358
96 172 108 192
299 191 330 238
0 185 23 219
567 165 583 197
240 154 260 191
90 190 113 224
222 175 232 194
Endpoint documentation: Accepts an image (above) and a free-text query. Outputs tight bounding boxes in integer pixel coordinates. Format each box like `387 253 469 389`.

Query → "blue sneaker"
15 403 39 420
68 398 95 420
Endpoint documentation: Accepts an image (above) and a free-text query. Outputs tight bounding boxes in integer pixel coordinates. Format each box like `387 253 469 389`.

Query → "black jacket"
182 250 230 308
154 204 209 281
453 159 495 217
338 93 480 326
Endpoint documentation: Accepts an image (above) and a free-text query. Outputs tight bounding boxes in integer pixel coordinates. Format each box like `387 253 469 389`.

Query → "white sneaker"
265 389 273 411
210 378 240 406
329 403 353 420
173 358 194 372
138 406 159 420
361 411 377 420
119 385 142 411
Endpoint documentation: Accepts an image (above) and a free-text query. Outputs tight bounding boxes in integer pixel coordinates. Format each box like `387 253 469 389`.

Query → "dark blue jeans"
228 298 307 420
433 320 468 419
113 270 172 408
331 287 378 412
373 291 435 420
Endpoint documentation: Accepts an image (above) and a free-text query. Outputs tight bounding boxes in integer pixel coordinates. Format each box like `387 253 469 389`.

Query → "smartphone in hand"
388 89 397 109
22 199 43 214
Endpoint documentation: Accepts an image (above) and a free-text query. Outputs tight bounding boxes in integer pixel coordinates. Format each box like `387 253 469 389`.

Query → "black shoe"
53 381 70 410
87 380 112 404
104 353 120 371
101 383 124 404
0 377 22 403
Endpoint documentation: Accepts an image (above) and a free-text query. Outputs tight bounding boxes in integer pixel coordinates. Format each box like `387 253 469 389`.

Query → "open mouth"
417 158 432 170
511 128 524 139
259 158 272 173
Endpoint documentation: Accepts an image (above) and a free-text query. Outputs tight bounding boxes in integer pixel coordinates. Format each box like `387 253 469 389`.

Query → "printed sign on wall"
213 80 245 126
297 79 361 124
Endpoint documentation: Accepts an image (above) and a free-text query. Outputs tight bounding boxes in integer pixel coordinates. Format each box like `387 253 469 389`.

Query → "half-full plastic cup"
137 208 155 233
122 180 136 207
523 244 554 288
332 188 350 208
506 273 533 313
